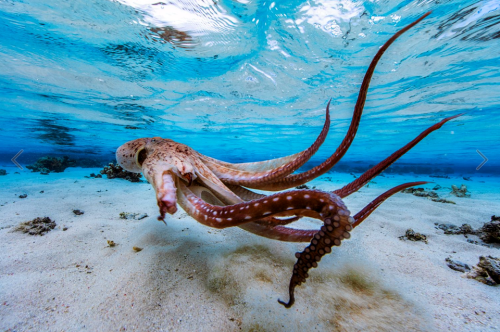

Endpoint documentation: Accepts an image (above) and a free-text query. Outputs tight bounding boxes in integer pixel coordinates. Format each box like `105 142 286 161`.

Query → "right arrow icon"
476 150 488 170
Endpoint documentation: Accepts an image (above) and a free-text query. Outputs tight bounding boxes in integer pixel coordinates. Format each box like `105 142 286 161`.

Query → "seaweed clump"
100 163 141 182
27 156 76 174
0 169 6 175
15 217 56 235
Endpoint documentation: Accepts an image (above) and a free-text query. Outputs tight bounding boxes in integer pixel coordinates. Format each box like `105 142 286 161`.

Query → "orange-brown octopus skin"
114 11 465 308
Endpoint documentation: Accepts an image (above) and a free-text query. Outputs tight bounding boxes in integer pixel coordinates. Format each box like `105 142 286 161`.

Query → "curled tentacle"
202 101 331 186
334 114 462 198
278 210 353 308
352 181 429 228
247 12 432 192
199 152 302 173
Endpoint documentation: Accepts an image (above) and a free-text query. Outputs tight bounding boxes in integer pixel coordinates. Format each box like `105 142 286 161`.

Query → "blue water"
0 0 499 174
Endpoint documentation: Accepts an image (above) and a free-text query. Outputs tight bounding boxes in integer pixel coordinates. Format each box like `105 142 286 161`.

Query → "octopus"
116 12 462 308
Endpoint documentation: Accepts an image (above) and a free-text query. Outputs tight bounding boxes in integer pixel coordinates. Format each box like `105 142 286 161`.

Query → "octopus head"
116 137 196 219
116 137 158 172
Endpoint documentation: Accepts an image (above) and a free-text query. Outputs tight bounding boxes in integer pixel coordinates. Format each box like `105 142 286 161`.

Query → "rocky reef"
0 169 6 176
26 156 76 174
14 217 56 235
100 163 142 182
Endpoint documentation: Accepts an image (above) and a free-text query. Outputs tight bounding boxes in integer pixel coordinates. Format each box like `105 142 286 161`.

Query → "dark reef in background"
27 156 76 174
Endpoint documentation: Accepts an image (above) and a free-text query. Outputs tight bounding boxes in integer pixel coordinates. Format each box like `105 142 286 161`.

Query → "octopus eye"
137 148 148 166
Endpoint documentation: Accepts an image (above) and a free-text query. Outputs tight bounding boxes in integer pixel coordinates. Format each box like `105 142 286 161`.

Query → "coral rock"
14 217 56 236
479 217 500 244
399 229 428 243
450 184 470 197
26 156 76 174
445 257 471 273
465 256 500 286
100 163 142 182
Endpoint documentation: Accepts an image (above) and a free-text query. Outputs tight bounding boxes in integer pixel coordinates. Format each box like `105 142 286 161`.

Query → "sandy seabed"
0 166 499 331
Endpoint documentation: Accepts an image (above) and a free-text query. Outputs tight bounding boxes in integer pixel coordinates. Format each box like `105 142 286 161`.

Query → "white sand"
1 167 499 331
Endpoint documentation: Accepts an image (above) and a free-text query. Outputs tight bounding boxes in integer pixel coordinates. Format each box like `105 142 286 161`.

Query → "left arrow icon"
11 150 24 170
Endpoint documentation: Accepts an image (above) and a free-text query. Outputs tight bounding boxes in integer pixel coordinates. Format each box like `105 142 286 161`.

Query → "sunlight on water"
0 0 499 172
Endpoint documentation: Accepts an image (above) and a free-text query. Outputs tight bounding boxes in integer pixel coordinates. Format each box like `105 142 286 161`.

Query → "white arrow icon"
476 150 488 170
11 149 23 170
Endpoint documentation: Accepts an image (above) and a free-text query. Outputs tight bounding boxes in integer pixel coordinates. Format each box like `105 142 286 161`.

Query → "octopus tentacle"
226 184 267 201
351 181 429 228
199 102 331 176
177 181 349 229
202 101 331 185
334 113 462 198
189 163 306 233
278 180 428 308
245 12 432 192
199 152 302 173
278 211 353 308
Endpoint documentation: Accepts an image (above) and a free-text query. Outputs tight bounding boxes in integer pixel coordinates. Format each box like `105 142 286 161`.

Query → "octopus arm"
192 160 244 205
225 184 267 201
187 162 310 238
199 152 302 173
278 180 427 308
198 103 331 175
334 113 462 198
351 181 429 228
199 102 331 185
177 180 350 229
245 12 432 192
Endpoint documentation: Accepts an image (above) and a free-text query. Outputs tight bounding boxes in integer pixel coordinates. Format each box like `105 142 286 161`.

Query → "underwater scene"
1 0 499 331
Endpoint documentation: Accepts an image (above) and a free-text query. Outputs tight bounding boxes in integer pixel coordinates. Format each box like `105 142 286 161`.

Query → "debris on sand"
450 184 470 198
399 229 428 243
119 212 148 220
0 169 6 176
107 240 116 247
432 184 442 191
465 256 500 286
19 194 27 199
100 163 142 182
86 173 102 179
73 209 84 216
435 223 475 235
446 257 471 273
26 156 76 174
429 174 450 179
436 216 499 245
402 187 456 204
14 217 56 235
133 246 143 252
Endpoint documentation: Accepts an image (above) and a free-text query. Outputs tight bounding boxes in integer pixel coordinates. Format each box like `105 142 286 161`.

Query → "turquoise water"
0 0 499 173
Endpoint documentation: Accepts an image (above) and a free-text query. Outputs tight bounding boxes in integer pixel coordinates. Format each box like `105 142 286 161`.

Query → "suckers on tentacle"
278 207 353 308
